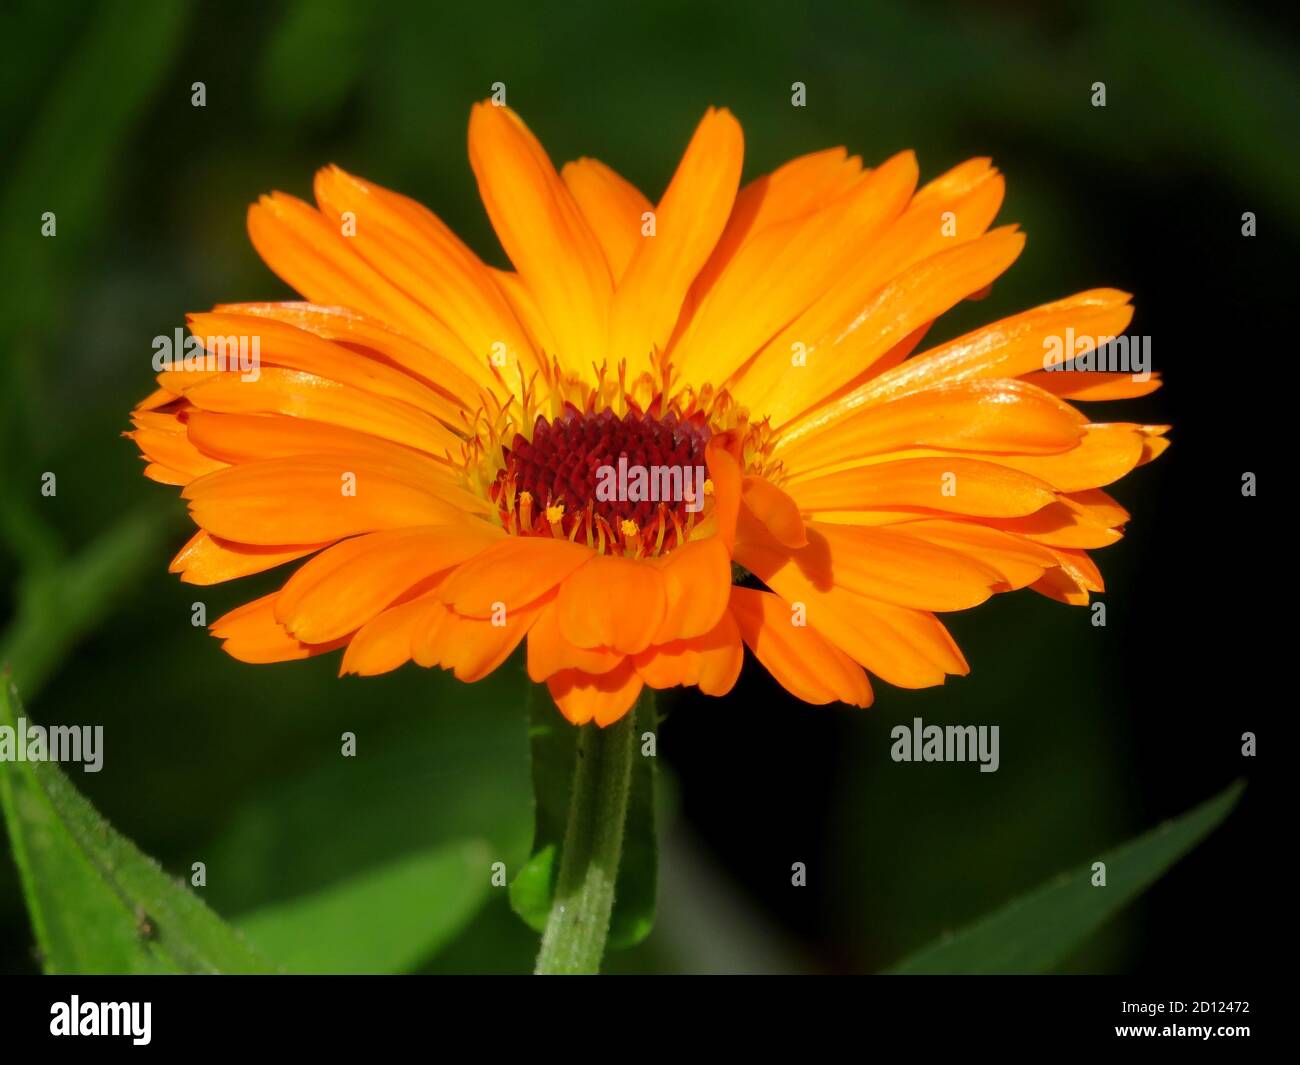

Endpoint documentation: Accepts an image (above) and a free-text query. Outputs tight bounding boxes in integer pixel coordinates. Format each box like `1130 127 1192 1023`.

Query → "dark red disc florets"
492 404 713 554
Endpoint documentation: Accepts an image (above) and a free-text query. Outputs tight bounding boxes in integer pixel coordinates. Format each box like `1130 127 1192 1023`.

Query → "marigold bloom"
129 103 1168 726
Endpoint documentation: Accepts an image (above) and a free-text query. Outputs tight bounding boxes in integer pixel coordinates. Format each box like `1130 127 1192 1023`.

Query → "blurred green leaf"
0 505 173 699
200 662 533 919
0 679 276 974
0 0 189 335
0 0 187 600
510 690 658 949
236 840 492 974
887 780 1245 974
257 0 372 126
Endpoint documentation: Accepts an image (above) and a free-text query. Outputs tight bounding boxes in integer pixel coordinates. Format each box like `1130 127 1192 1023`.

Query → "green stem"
534 698 642 975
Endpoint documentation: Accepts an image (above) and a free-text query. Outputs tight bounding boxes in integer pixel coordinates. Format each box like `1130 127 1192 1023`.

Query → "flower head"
129 102 1168 726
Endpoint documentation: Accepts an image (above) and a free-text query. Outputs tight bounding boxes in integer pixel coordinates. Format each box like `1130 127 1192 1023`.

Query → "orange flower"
129 103 1168 726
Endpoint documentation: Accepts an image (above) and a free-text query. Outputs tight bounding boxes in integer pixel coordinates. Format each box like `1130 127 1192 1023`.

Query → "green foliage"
0 680 276 974
236 841 492 974
888 781 1245 974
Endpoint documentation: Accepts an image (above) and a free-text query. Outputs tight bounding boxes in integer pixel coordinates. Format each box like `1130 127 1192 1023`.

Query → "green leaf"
236 841 492 974
257 0 372 126
0 680 277 973
199 664 533 913
0 506 173 699
0 0 190 336
887 780 1245 974
510 689 658 949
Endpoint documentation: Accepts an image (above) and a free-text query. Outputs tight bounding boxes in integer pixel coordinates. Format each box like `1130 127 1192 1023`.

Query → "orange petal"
547 660 643 727
1029 566 1090 605
733 545 969 688
311 164 538 380
609 108 743 375
633 611 743 696
561 157 653 282
557 554 667 654
164 367 461 460
185 311 468 427
728 587 872 706
527 599 625 681
982 493 1125 549
135 386 179 412
703 437 742 550
787 522 1002 611
673 151 917 387
989 422 1147 492
741 476 808 548
340 591 440 676
651 536 732 643
128 416 228 486
247 191 469 361
211 593 347 663
412 595 546 682
737 515 997 613
781 378 1086 480
692 148 865 294
780 289 1133 445
737 227 1027 427
488 267 560 358
1021 369 1162 401
182 411 472 497
786 457 1057 518
438 535 595 617
1138 428 1171 465
170 529 326 585
883 519 1055 590
866 157 1006 281
468 102 611 371
183 457 483 545
213 300 496 406
1047 546 1104 592
275 525 502 643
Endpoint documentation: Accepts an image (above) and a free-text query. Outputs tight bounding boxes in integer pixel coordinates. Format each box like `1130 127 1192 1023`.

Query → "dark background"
0 0 1287 974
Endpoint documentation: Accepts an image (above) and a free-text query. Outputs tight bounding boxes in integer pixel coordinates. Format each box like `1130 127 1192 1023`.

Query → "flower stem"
533 697 642 975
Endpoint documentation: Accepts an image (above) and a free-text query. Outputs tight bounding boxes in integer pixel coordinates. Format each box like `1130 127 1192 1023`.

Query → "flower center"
491 405 713 556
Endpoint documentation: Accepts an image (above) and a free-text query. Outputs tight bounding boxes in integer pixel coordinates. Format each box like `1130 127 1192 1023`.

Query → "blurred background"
0 0 1287 974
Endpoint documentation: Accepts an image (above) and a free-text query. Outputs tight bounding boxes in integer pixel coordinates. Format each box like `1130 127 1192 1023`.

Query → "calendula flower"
129 102 1168 727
